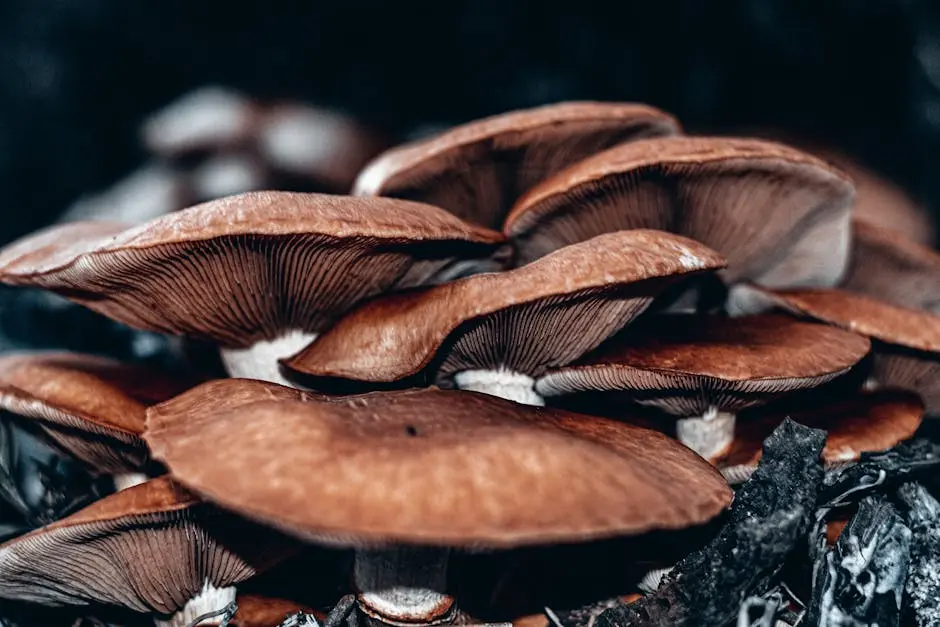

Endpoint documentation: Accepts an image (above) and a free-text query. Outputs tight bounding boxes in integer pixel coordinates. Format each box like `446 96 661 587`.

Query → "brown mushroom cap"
0 476 294 614
721 389 923 471
353 102 680 228
536 314 871 416
145 389 732 548
841 218 940 313
283 230 726 387
0 352 194 473
230 594 322 627
0 191 507 348
504 137 855 288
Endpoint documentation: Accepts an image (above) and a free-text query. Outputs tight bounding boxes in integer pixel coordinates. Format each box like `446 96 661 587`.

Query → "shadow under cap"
283 230 726 389
353 101 680 229
144 388 733 548
503 136 855 290
0 191 507 349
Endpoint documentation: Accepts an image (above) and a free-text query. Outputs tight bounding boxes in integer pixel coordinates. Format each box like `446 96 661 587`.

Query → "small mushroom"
503 137 855 303
283 230 726 404
0 352 195 490
0 476 296 626
354 102 680 228
536 314 870 459
841 218 940 313
229 594 322 627
144 387 732 626
720 390 924 483
0 191 508 385
760 287 940 414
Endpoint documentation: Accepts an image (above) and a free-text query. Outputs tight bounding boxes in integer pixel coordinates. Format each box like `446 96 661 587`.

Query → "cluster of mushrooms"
0 100 936 627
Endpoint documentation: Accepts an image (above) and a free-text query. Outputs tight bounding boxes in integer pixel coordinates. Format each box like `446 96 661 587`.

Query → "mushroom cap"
353 102 680 228
0 191 507 348
504 136 855 287
0 352 194 473
145 388 732 548
283 230 726 386
0 476 294 613
230 594 321 627
841 218 940 313
721 389 923 471
535 314 870 416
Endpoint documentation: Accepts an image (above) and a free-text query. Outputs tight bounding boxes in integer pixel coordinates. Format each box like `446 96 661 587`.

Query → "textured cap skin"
0 352 194 473
0 476 295 613
145 388 733 548
283 230 726 386
841 218 940 313
721 390 923 470
536 314 870 415
504 136 855 288
0 191 507 348
353 102 680 228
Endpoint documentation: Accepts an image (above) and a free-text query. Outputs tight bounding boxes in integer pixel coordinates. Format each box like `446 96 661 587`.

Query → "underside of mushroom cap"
720 389 924 473
536 314 871 416
504 136 855 290
144 389 732 548
282 230 726 388
841 218 940 313
353 101 680 228
0 476 294 615
0 191 507 349
0 352 194 473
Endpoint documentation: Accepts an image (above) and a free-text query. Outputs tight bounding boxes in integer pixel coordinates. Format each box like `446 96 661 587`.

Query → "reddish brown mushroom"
536 314 870 459
0 191 508 385
0 352 195 489
0 476 296 626
354 102 680 228
283 230 726 404
504 137 854 308
145 387 732 626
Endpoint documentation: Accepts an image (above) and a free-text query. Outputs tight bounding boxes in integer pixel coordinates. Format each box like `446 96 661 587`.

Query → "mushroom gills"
354 547 456 627
220 330 317 385
112 472 148 491
452 368 543 406
675 406 736 460
153 579 235 627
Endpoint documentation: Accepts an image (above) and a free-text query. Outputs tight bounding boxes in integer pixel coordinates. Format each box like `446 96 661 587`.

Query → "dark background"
1 0 938 244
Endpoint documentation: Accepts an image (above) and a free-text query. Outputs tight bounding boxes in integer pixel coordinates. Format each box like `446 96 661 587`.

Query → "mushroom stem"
153 580 236 627
112 472 148 492
452 368 544 406
354 547 456 626
675 407 735 460
220 330 317 386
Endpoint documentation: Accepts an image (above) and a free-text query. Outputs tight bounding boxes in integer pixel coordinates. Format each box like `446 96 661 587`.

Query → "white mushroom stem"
452 368 544 406
112 472 148 492
354 547 456 626
154 580 235 627
219 330 317 386
675 406 736 460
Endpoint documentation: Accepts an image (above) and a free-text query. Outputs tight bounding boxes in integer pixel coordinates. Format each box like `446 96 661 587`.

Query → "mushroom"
535 314 871 459
840 218 940 313
144 387 732 626
0 476 296 627
283 230 726 404
503 137 855 306
354 102 680 228
229 594 323 627
720 389 924 483
757 287 940 414
0 352 195 490
0 191 508 385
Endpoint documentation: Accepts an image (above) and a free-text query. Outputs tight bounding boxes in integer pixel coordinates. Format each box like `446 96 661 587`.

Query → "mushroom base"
354 547 456 627
220 330 317 386
112 472 148 492
154 580 235 627
453 368 544 406
676 407 735 461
